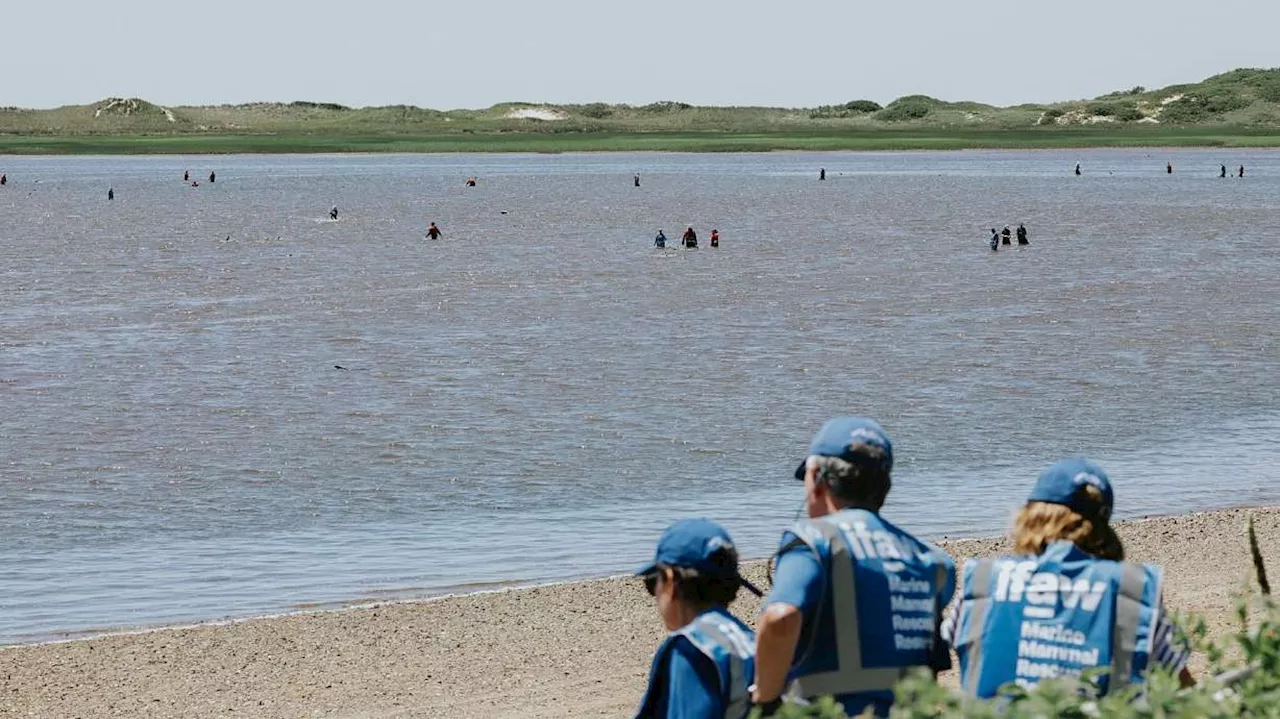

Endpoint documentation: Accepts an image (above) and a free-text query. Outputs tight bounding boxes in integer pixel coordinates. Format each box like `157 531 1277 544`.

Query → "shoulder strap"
961 559 996 696
1107 562 1149 695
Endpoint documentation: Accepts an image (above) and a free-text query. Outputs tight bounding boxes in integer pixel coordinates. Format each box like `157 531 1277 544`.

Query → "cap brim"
794 459 807 480
634 562 658 577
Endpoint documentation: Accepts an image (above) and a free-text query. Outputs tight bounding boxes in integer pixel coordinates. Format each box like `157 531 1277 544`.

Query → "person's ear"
661 567 678 599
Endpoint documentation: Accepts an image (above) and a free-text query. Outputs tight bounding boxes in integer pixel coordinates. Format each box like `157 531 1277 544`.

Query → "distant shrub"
809 100 882 119
289 101 350 112
640 101 692 114
877 96 936 121
1114 106 1146 122
1037 108 1066 126
844 100 882 113
1258 79 1280 103
1099 85 1146 99
1203 90 1251 113
1087 101 1127 117
578 103 613 119
1161 90 1249 123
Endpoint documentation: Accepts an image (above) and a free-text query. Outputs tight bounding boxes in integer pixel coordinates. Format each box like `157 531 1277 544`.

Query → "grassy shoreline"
2 127 1280 155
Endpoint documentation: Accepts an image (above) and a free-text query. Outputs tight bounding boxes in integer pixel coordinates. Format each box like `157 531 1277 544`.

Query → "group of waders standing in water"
654 227 719 249
990 224 1029 251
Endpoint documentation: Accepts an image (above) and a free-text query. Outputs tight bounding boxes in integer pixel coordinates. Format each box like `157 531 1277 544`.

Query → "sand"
2 506 1275 719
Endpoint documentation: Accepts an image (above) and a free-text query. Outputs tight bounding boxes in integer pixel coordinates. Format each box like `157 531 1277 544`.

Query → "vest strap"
684 618 750 719
1107 562 1146 694
962 559 995 697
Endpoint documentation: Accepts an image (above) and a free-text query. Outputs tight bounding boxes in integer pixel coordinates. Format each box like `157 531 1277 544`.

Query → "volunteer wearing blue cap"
634 518 761 719
752 417 956 718
946 458 1192 698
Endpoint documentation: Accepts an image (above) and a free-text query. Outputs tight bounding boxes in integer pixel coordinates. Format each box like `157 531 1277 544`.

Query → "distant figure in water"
209 171 216 183
1001 226 1012 246
710 229 720 248
183 170 189 182
330 206 339 221
989 228 999 252
682 227 698 249
1016 223 1029 245
634 173 641 187
1239 165 1245 178
819 168 826 181
465 177 477 187
1074 163 1082 176
1221 164 1228 178
1167 162 1173 174
191 181 200 187
654 229 667 248
0 173 6 186
108 187 114 201
426 222 443 240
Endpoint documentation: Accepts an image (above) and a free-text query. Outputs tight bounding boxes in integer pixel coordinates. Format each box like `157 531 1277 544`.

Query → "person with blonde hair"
947 458 1192 698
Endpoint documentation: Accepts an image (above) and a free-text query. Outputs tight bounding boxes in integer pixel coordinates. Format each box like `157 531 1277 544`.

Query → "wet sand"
2 506 1275 719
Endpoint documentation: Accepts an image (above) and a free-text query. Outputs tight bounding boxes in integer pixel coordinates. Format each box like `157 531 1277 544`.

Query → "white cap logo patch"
848 428 882 446
705 536 734 553
1073 472 1105 491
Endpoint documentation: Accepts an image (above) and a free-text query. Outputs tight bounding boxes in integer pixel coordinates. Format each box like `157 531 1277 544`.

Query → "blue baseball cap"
794 416 894 480
635 518 763 597
1028 458 1114 521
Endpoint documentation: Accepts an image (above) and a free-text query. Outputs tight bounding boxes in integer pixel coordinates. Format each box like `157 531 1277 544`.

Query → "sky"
5 0 1278 110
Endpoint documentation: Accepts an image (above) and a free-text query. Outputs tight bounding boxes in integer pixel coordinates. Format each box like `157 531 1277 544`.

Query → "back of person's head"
1012 458 1122 560
796 416 894 511
636 518 761 608
666 547 743 606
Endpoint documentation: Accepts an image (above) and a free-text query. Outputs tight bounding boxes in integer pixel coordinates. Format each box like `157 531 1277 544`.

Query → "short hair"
810 449 891 510
1012 486 1123 560
665 546 742 606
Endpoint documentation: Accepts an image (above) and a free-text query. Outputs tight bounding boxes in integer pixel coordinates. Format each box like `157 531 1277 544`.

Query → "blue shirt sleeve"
663 637 723 719
763 532 824 616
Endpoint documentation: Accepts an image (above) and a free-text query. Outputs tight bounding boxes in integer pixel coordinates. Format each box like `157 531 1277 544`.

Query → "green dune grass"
2 69 1280 154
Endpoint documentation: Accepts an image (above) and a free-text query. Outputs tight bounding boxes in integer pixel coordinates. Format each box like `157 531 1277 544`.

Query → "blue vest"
954 542 1161 698
784 509 955 710
635 608 756 719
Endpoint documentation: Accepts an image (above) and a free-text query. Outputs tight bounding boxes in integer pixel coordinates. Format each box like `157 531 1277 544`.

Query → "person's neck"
673 601 721 629
832 502 879 514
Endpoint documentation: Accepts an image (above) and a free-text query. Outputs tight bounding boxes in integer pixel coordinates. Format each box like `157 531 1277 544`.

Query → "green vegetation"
756 515 1278 718
3 68 1280 154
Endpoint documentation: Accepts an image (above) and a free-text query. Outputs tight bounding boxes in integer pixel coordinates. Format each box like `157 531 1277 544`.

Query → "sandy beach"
2 506 1275 719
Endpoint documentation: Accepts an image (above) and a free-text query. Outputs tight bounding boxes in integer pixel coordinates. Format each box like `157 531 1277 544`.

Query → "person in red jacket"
681 227 698 248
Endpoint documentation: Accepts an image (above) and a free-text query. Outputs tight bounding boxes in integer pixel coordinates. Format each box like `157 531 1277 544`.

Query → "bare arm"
752 602 804 703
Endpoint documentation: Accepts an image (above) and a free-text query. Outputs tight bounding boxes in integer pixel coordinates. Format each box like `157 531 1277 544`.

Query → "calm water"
1 150 1277 644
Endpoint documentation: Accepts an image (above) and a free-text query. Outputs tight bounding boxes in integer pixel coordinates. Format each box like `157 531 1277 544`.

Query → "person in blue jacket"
634 518 762 719
655 230 668 249
752 417 956 718
945 458 1193 698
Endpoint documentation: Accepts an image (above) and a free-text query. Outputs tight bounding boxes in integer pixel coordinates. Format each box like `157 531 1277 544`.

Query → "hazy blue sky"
7 0 1278 109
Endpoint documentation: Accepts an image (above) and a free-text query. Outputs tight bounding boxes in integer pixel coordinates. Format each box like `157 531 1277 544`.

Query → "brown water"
1 150 1277 644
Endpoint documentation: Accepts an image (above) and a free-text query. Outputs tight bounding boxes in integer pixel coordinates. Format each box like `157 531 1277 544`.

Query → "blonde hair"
1012 486 1123 561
